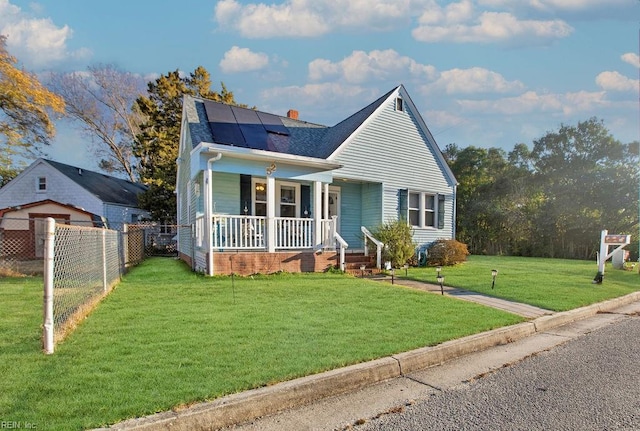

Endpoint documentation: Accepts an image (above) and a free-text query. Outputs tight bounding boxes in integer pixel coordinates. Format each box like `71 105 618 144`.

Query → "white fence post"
43 217 55 355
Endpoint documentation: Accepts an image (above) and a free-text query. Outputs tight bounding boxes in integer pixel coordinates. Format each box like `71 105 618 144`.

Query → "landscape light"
491 269 498 289
437 274 445 295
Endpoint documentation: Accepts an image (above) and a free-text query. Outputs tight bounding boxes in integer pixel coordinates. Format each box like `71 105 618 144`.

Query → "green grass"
405 255 640 311
1 257 523 431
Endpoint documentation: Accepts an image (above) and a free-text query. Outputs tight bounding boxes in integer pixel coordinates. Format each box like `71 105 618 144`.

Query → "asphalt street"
359 312 640 431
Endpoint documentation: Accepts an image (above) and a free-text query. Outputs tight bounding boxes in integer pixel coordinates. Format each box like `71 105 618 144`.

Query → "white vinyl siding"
330 89 456 245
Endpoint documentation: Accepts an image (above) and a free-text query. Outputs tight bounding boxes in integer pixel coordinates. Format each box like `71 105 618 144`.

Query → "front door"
322 187 341 232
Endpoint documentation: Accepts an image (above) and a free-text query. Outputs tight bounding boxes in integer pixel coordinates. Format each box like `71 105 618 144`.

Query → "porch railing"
211 215 323 250
212 215 265 249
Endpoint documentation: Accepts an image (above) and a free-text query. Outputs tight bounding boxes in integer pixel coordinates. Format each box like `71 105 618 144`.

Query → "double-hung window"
402 190 443 229
36 176 47 192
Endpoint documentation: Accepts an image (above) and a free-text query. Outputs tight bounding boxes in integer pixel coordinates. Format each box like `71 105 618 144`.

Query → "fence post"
121 224 129 273
43 217 55 354
102 229 107 292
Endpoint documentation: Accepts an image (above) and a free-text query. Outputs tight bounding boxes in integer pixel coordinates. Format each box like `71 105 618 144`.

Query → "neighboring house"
177 84 458 275
0 158 149 230
0 199 107 259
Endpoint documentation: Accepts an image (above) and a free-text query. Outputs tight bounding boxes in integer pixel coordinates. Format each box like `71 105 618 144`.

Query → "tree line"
1 35 638 260
444 121 639 260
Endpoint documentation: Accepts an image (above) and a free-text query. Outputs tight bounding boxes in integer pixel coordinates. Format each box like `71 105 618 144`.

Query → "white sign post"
593 229 631 283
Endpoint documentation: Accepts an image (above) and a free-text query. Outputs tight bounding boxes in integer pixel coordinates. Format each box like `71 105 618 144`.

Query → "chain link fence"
43 220 122 352
0 217 47 276
1 216 194 353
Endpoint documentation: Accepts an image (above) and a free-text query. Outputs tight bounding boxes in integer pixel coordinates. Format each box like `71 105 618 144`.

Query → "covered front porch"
190 143 351 275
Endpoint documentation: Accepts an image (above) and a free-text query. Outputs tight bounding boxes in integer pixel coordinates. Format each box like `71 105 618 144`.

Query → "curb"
97 291 640 431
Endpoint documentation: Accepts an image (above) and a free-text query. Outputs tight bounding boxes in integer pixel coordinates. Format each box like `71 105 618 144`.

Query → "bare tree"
49 64 146 181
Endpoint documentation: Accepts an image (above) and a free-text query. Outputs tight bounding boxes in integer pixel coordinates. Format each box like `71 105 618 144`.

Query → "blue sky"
1 0 639 171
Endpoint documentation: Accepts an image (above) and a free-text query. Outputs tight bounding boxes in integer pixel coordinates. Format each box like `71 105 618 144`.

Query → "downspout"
205 153 222 276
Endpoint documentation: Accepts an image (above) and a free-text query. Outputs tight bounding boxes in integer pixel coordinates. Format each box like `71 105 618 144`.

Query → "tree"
134 66 242 221
0 35 65 185
48 64 146 182
530 118 638 259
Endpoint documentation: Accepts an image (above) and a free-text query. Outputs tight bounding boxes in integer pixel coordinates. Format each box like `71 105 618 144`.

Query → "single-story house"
0 158 149 230
0 199 107 259
176 84 458 275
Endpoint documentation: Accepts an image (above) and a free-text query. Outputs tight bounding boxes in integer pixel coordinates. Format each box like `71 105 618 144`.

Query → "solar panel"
232 106 269 150
204 101 246 146
257 111 289 136
204 101 291 151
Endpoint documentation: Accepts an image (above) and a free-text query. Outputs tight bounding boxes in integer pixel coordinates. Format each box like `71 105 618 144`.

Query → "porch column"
204 167 214 276
313 181 323 248
323 183 330 220
266 175 276 252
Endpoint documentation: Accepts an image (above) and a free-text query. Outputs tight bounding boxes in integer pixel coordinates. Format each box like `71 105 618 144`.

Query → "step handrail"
361 226 383 269
334 231 348 271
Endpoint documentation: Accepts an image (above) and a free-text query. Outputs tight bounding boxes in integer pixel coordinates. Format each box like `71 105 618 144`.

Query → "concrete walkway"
374 276 553 319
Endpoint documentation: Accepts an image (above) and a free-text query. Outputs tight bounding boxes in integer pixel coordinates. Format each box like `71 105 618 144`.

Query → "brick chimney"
287 109 299 120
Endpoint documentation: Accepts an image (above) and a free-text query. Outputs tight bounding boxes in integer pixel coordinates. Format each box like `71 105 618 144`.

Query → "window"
36 176 46 192
253 181 267 216
403 190 441 229
279 185 297 217
395 97 404 112
424 195 435 227
408 192 420 226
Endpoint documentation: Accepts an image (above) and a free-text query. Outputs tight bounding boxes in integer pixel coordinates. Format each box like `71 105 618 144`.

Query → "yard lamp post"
491 269 498 289
360 264 366 278
437 274 445 295
403 263 409 277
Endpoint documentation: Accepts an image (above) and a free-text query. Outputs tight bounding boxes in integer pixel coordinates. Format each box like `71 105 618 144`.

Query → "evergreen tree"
133 67 240 221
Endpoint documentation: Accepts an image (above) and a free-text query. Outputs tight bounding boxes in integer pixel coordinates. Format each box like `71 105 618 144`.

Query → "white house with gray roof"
176 85 458 275
0 158 149 230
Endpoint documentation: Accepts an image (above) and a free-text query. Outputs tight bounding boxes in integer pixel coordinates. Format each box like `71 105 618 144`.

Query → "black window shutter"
240 175 252 215
437 194 445 229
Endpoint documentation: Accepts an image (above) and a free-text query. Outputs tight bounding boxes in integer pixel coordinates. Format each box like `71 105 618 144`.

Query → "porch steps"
343 253 381 277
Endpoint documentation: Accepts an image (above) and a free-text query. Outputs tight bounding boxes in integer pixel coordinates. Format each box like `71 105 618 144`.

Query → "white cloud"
413 8 572 44
214 0 417 38
308 49 436 84
621 52 640 68
220 46 269 73
0 0 90 68
595 71 638 92
261 82 370 106
423 67 525 94
456 90 607 116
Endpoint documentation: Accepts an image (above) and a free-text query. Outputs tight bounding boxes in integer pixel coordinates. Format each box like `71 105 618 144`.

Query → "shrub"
427 239 470 266
371 220 416 268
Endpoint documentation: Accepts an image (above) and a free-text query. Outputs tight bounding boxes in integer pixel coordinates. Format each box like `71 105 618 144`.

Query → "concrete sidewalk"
374 276 553 319
95 289 640 431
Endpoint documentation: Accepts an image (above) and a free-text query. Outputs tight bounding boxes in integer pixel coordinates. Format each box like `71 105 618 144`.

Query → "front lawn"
0 257 523 430
405 255 640 311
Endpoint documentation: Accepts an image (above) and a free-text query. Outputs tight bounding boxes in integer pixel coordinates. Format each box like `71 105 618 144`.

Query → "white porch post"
323 183 330 220
204 167 214 276
313 181 323 248
267 175 276 252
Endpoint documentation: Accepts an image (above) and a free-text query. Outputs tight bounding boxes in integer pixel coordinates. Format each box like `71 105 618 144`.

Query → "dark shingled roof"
184 86 397 159
44 159 147 207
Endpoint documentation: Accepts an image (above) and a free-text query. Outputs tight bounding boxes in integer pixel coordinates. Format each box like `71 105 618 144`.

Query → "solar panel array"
204 101 290 151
